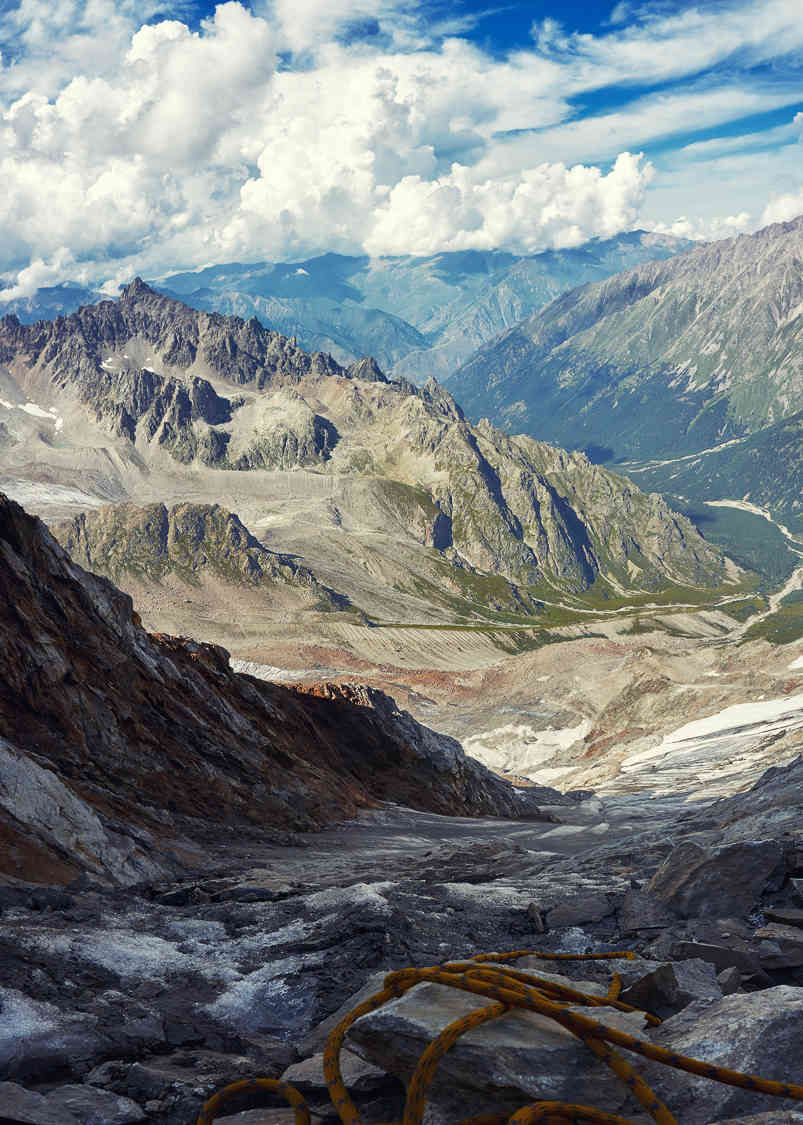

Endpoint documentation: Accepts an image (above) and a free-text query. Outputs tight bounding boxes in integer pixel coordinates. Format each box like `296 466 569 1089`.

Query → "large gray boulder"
648 840 784 918
346 972 651 1121
646 987 803 1124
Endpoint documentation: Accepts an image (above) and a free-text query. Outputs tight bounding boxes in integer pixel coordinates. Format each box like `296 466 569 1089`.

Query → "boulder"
648 840 784 919
0 989 107 1082
645 987 803 1124
281 1050 389 1097
764 907 803 928
617 888 676 934
717 967 742 995
546 892 613 928
619 958 721 1019
668 941 766 978
0 1082 78 1125
346 973 651 1121
753 924 803 969
44 1085 145 1125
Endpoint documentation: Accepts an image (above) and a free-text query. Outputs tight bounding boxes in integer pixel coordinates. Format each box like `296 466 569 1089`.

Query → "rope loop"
197 948 803 1125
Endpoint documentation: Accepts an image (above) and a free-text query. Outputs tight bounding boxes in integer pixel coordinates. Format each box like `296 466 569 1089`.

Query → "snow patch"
789 655 803 670
20 402 53 419
464 720 591 779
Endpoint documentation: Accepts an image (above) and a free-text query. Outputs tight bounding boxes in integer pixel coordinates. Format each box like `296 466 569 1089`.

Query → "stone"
346 974 651 1121
617 888 676 933
790 878 803 907
216 1113 311 1125
298 972 389 1057
712 1115 803 1124
44 1085 146 1125
546 892 613 928
281 1050 388 1097
619 958 720 1019
0 989 107 1083
644 987 803 1124
753 924 803 969
525 903 546 933
648 840 784 919
764 906 803 927
717 966 742 995
668 941 766 979
0 1082 78 1124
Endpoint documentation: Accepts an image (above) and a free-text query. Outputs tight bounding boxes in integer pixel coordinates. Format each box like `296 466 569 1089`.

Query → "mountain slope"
153 233 690 381
0 282 731 604
52 501 350 610
448 217 803 473
0 493 531 885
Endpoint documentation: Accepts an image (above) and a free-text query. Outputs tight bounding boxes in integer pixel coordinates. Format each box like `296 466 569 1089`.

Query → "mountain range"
0 232 689 384
447 217 803 529
0 280 734 639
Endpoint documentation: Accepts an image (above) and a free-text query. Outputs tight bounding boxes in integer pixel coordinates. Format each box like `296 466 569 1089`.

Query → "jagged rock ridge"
0 283 730 597
52 501 348 609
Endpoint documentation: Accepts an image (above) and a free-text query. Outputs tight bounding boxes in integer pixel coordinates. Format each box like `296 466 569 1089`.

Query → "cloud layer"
0 0 801 294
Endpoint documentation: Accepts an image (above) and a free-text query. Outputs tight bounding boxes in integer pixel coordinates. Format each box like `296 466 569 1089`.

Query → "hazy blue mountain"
151 232 690 380
0 282 104 323
448 217 803 456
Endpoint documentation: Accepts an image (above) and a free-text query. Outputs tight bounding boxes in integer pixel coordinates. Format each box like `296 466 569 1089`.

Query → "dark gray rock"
668 941 766 979
0 1082 77 1123
619 958 721 1019
753 924 803 969
346 973 651 1121
44 1085 145 1125
546 891 613 928
764 907 803 928
646 987 803 1124
648 840 784 919
717 967 742 995
617 888 677 933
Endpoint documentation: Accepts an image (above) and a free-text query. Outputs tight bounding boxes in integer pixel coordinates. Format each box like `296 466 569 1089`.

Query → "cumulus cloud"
0 0 800 292
760 191 803 227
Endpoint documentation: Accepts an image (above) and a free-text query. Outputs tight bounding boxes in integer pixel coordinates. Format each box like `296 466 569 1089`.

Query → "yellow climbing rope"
196 949 803 1125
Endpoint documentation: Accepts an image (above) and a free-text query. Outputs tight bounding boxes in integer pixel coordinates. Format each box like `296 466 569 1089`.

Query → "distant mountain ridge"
0 232 690 383
448 217 803 471
0 280 731 607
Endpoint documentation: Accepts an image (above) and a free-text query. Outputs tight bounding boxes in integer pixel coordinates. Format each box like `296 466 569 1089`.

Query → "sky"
0 0 802 297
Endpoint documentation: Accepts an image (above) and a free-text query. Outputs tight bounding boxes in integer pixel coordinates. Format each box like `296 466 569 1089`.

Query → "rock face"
448 216 803 515
0 281 730 600
51 501 346 608
0 493 533 885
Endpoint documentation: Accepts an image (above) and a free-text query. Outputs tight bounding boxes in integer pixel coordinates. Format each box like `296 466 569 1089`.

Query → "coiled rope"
196 949 803 1125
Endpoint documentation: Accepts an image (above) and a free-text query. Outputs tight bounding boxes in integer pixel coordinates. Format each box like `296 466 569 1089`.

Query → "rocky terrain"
1 498 802 1125
0 280 735 626
0 493 545 889
448 216 803 525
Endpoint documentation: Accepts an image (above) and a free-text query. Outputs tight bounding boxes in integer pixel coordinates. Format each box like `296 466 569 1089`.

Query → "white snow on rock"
789 654 803 670
464 720 591 779
20 402 54 419
617 692 803 796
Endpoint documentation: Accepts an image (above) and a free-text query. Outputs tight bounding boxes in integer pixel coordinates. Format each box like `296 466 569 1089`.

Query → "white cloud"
0 0 800 292
760 189 803 227
529 0 803 92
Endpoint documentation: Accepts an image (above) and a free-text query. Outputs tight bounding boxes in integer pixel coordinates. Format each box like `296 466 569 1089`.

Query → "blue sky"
0 0 801 295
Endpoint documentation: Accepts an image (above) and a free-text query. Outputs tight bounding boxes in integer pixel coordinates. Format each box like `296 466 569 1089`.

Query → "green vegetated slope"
665 500 800 587
622 412 803 527
448 216 803 467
